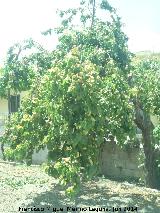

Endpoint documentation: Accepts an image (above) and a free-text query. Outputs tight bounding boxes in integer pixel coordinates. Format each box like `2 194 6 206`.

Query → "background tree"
131 55 160 188
0 38 54 111
0 39 35 115
0 39 53 160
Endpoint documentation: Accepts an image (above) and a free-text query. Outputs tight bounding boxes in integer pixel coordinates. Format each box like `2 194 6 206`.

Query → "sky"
0 0 160 63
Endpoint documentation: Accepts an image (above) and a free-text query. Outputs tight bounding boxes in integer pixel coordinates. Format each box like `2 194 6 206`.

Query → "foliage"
0 39 53 98
0 40 34 98
131 55 160 183
3 48 134 195
131 56 160 115
1 0 160 195
1 0 136 196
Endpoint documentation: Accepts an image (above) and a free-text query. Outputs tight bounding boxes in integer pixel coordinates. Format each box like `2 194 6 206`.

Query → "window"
10 95 20 113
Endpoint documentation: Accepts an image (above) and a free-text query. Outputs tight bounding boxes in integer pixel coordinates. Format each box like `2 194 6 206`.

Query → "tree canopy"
1 0 160 196
0 39 53 98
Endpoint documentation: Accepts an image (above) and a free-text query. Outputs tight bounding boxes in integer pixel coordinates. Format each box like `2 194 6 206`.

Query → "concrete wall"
0 148 48 165
32 147 48 164
100 142 145 181
0 141 146 181
0 143 48 165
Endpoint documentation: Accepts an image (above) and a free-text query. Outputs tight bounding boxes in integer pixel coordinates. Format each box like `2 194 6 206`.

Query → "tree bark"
142 127 160 189
134 101 160 189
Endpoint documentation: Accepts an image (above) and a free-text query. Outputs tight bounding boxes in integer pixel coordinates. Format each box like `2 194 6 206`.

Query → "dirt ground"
0 160 160 213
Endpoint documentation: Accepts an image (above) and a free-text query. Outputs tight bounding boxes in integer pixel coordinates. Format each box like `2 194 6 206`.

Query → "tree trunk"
141 115 160 189
134 102 160 189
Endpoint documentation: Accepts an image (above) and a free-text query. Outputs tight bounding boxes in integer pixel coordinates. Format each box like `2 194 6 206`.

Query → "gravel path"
0 160 160 213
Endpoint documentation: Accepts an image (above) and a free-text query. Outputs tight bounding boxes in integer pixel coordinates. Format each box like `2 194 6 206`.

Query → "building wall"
0 91 28 114
0 99 8 134
0 98 8 114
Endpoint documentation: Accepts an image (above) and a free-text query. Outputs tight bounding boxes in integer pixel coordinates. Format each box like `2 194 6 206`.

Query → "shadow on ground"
21 180 160 213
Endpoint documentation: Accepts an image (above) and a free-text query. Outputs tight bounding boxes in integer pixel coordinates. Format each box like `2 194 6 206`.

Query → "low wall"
100 142 145 181
0 144 48 165
0 120 48 164
32 148 48 164
0 124 145 181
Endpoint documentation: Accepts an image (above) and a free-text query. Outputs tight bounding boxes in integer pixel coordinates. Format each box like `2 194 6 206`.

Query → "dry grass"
0 160 160 213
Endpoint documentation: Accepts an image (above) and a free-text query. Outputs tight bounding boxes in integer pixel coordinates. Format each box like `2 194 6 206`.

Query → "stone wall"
0 122 146 181
100 142 145 181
